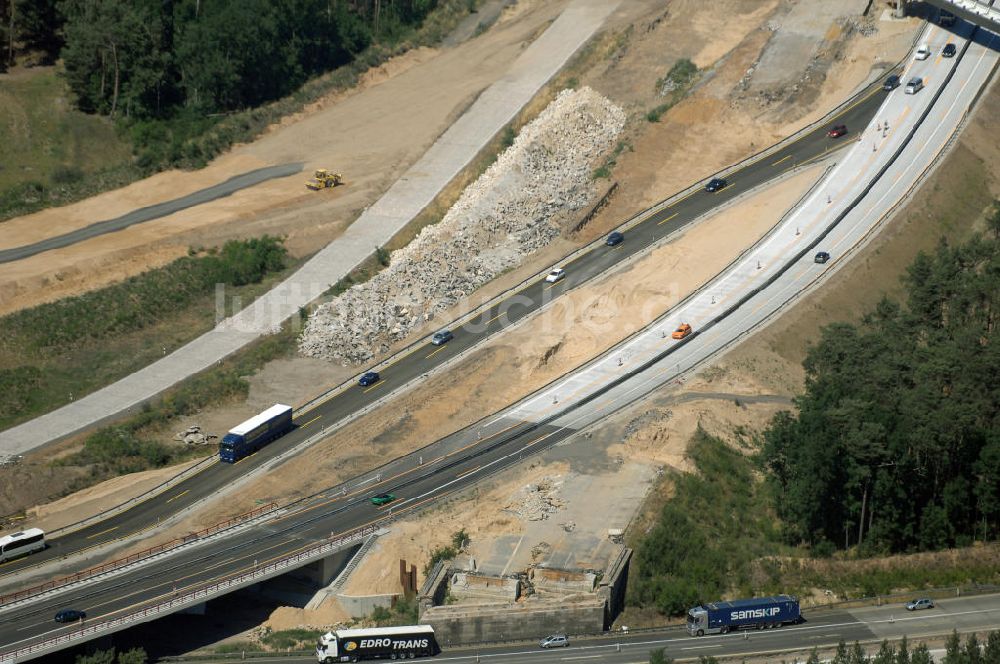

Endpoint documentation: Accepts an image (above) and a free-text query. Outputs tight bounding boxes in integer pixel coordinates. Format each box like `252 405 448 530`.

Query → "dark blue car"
358 371 380 387
705 177 727 193
54 609 86 623
606 231 624 246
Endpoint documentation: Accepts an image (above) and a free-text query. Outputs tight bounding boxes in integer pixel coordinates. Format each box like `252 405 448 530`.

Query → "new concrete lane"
0 77 891 582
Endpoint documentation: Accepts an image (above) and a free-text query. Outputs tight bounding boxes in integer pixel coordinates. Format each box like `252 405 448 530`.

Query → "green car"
370 493 396 506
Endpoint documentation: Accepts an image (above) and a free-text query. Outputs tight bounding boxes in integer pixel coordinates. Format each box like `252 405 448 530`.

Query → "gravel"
298 87 626 364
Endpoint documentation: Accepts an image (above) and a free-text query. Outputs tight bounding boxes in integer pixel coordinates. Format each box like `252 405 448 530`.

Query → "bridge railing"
0 502 277 608
0 524 376 664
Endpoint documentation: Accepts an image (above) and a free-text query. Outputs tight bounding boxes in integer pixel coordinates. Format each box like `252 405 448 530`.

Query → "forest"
762 216 1000 554
2 1 437 114
0 0 452 172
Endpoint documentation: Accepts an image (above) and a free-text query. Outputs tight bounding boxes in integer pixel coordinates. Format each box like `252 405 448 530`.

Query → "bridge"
912 0 1000 31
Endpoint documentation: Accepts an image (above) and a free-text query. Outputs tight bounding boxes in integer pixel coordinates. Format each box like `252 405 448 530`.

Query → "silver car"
539 634 569 648
906 598 934 611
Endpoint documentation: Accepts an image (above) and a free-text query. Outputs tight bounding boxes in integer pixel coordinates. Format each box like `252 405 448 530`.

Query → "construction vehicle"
305 169 343 190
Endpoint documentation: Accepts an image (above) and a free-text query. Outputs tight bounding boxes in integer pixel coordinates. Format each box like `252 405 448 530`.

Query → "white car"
915 44 931 60
545 268 566 283
905 77 924 95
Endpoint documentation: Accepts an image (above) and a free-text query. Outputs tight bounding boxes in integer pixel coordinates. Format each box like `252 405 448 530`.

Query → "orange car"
671 323 692 340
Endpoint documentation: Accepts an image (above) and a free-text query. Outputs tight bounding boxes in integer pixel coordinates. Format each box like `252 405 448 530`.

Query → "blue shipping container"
219 404 294 463
687 595 800 636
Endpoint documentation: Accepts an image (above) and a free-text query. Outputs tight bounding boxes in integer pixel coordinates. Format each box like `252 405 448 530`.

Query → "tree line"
2 0 438 115
762 213 1000 554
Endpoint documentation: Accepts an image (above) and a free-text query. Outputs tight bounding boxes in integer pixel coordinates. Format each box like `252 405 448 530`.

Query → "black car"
54 609 86 623
606 231 624 246
943 43 956 58
358 371 380 387
705 177 727 193
814 251 831 264
883 74 900 91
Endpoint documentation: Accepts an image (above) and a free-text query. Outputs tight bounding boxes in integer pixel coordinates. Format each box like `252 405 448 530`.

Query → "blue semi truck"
686 595 801 636
219 404 294 463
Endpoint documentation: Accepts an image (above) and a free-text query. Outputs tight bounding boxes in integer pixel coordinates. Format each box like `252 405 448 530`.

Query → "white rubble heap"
503 478 564 521
298 87 626 364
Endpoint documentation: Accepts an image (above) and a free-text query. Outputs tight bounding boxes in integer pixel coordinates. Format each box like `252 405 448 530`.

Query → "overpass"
913 0 1000 31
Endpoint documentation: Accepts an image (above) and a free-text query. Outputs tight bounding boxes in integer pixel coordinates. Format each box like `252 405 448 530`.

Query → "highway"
0 70 890 585
2 17 997 662
160 594 1000 663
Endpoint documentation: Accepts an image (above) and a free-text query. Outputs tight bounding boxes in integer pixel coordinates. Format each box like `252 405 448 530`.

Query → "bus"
0 528 46 563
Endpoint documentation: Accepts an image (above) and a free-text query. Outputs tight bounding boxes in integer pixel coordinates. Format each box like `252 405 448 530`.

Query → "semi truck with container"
686 595 801 636
219 404 294 463
316 625 439 661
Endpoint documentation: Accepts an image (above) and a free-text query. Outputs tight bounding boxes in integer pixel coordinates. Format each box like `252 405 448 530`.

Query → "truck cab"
687 607 709 636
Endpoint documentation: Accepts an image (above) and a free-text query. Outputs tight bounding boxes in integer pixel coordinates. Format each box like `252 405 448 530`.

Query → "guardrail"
0 503 276 607
0 524 377 664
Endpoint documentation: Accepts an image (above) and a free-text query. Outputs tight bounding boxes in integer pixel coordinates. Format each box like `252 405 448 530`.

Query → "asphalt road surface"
2 21 999 656
0 76 889 585
0 163 304 265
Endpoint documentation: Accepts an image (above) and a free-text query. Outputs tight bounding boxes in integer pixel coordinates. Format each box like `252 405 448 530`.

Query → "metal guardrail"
0 524 378 664
0 503 276 608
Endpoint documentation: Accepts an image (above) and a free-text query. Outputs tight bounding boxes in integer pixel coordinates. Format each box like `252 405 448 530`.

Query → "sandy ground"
0 1 571 314
102 164 820 570
4 0 941 628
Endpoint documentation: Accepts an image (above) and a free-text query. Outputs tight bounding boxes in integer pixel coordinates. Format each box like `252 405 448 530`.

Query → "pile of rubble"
503 478 564 521
299 87 626 364
173 425 217 446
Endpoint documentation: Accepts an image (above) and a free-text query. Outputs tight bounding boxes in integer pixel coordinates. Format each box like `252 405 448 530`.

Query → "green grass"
0 68 135 220
54 320 298 488
0 237 292 431
213 641 257 654
647 58 700 123
0 0 479 223
592 140 632 179
262 629 324 650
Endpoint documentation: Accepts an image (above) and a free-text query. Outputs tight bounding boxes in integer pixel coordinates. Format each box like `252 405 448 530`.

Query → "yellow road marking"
544 280 565 290
363 381 385 394
425 346 446 360
299 415 321 429
165 490 189 505
771 154 792 166
86 526 119 540
657 212 679 226
457 466 481 480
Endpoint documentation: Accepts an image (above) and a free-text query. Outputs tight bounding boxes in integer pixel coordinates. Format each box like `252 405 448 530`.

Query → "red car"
827 124 848 138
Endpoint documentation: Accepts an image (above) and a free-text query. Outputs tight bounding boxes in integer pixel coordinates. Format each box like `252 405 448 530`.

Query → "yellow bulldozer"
305 169 343 190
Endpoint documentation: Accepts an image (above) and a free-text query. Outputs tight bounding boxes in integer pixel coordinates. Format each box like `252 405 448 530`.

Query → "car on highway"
826 124 848 138
814 251 831 264
370 493 396 506
705 177 727 193
906 598 934 611
539 635 569 649
883 74 900 91
54 609 86 623
915 43 931 60
905 77 924 95
358 371 380 387
671 323 693 340
606 231 625 246
545 267 566 283
430 330 453 346
943 43 957 58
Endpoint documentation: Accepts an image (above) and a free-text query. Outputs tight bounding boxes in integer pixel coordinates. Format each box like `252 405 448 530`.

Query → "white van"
905 77 924 95
915 44 931 60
